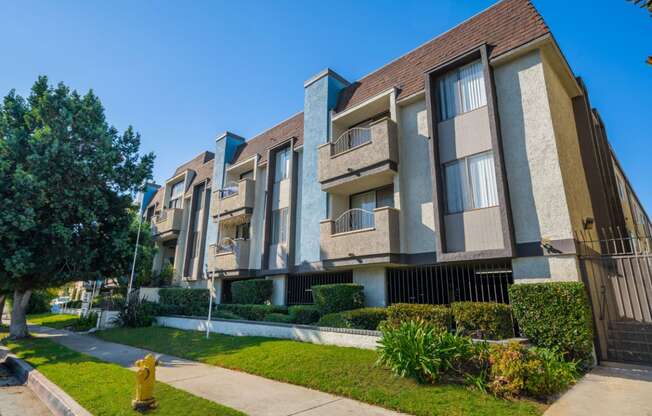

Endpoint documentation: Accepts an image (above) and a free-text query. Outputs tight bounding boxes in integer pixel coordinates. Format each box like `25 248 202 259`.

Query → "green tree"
628 0 652 64
0 76 154 338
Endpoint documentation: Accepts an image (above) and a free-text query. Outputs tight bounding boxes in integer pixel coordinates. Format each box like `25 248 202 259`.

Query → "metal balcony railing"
333 208 374 234
330 127 372 156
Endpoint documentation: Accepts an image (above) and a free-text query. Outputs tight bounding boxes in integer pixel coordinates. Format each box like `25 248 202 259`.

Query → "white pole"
127 186 146 305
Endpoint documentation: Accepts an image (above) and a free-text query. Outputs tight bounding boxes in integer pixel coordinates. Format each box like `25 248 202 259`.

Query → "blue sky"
2 1 650 210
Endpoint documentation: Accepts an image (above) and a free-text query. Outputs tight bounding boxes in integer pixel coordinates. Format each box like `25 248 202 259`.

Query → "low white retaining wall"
156 315 382 350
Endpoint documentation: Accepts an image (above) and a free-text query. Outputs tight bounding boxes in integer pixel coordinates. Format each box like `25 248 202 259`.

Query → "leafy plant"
264 313 294 324
288 305 321 324
213 310 242 320
316 308 388 330
231 279 273 304
385 303 451 330
216 304 287 321
158 288 210 317
377 319 476 383
71 312 98 332
113 300 158 328
451 302 514 340
27 290 57 314
509 282 594 364
311 284 364 315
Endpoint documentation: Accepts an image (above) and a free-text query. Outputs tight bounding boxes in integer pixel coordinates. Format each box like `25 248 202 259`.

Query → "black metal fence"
387 262 513 305
286 271 353 305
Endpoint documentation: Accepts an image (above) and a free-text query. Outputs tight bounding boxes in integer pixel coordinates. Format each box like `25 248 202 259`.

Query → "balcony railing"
330 127 372 156
211 178 255 222
333 208 374 234
152 208 183 237
320 207 400 262
318 117 398 192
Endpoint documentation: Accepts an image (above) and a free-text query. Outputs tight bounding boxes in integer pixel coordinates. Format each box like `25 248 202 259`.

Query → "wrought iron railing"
333 208 374 234
330 127 372 156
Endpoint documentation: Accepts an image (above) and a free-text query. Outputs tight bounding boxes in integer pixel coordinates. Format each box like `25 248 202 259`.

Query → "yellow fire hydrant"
132 354 158 411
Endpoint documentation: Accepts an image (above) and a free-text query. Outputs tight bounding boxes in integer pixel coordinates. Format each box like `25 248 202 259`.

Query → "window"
349 185 394 211
274 147 290 183
438 60 487 121
444 152 498 214
616 176 626 201
271 208 288 245
240 170 254 180
168 180 184 209
235 222 250 240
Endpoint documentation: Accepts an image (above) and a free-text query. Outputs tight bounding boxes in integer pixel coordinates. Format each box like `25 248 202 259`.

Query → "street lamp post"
206 187 228 339
127 185 147 305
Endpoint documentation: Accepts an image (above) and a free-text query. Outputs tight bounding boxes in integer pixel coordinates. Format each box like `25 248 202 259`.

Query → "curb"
0 345 92 416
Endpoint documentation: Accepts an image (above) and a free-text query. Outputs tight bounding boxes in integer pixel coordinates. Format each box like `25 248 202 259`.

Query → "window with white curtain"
274 147 290 183
438 60 487 121
168 180 184 209
444 151 498 214
271 208 288 245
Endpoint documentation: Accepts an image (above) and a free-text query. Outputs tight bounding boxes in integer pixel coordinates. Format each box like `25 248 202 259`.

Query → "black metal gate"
286 271 353 305
578 230 652 364
387 262 513 305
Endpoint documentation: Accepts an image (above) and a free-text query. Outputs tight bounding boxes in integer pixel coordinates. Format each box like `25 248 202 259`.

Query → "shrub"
385 303 451 330
216 304 287 321
213 310 241 320
67 300 83 309
317 312 350 328
113 300 158 328
264 313 294 324
451 302 514 340
71 312 98 331
312 284 364 315
509 282 594 363
288 305 321 324
231 279 273 305
488 342 578 399
377 319 476 384
316 308 388 330
158 288 210 317
27 291 56 314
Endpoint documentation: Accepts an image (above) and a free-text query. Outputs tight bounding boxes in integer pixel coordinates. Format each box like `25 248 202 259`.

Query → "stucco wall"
249 165 267 270
512 256 580 282
266 275 287 305
352 267 387 307
542 53 594 235
444 206 504 252
438 106 493 163
397 99 436 254
495 50 574 244
299 73 348 265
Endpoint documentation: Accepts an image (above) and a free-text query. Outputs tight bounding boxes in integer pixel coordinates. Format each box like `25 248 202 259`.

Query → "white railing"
333 208 374 234
330 127 372 156
221 182 239 198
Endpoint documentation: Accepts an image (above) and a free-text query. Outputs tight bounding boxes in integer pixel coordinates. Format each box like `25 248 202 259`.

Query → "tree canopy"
0 76 154 296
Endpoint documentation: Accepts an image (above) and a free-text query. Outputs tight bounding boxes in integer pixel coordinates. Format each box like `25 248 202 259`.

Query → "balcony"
152 208 183 240
319 206 400 264
207 239 251 275
211 178 255 224
318 117 398 194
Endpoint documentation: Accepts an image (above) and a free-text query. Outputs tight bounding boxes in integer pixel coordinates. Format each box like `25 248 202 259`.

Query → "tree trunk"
0 295 6 325
9 289 32 339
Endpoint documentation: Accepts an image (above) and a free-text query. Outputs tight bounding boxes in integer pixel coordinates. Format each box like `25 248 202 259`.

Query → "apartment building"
146 0 651 311
147 151 214 281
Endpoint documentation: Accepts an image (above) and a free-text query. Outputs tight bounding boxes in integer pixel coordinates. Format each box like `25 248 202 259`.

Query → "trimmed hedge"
28 291 56 314
385 303 452 330
451 302 513 340
312 284 364 315
216 304 287 321
288 305 321 324
317 308 388 330
264 313 294 324
509 282 594 363
159 288 210 317
231 279 273 304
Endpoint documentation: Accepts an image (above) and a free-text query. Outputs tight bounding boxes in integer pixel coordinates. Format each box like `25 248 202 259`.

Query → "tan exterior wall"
352 267 388 307
541 52 595 235
320 207 400 260
249 165 267 270
444 206 504 252
397 99 436 254
438 106 493 163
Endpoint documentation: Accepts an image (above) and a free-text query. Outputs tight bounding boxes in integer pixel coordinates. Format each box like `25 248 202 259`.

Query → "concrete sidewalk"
545 363 652 416
30 325 403 416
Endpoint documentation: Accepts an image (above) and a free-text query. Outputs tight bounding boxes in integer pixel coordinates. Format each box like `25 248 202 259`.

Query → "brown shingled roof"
335 0 550 113
232 112 304 165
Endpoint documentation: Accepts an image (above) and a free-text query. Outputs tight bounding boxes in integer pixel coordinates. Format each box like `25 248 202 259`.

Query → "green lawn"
0 333 245 416
27 312 80 329
97 327 545 416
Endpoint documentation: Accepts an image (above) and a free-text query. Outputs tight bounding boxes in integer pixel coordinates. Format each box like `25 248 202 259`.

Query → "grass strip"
27 313 80 329
97 326 544 416
1 332 245 416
